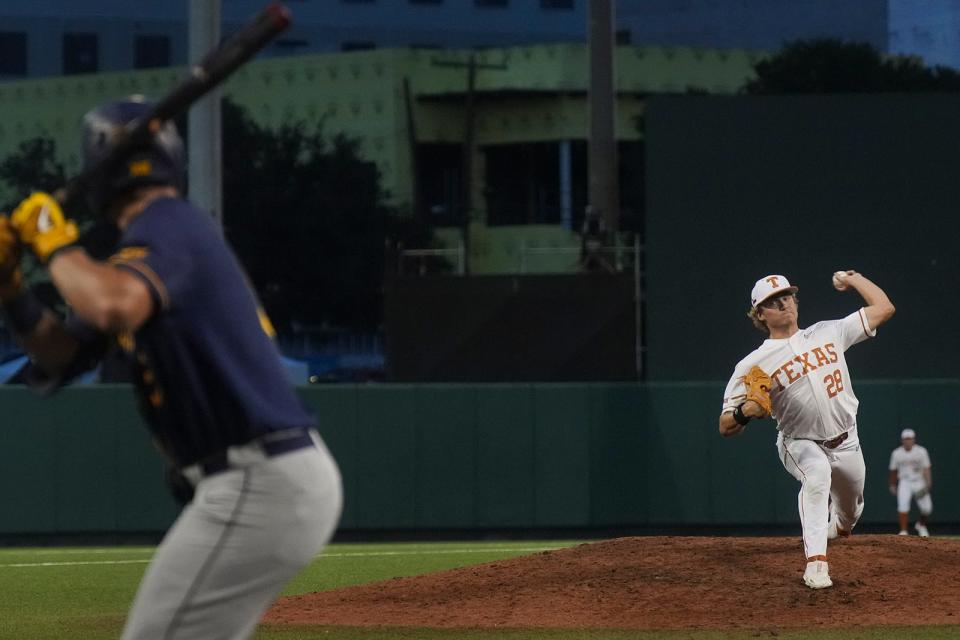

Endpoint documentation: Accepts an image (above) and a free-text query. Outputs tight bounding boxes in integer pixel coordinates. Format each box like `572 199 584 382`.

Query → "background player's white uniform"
889 444 933 516
722 308 876 560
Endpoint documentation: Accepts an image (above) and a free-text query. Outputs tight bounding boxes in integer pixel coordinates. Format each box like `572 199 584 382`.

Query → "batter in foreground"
718 272 895 589
0 96 343 638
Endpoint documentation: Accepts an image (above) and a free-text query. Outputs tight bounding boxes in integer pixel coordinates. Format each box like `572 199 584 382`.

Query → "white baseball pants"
777 425 865 559
121 434 342 640
897 479 933 515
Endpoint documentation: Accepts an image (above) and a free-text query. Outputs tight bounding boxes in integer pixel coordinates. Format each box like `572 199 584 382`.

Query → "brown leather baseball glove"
742 365 773 416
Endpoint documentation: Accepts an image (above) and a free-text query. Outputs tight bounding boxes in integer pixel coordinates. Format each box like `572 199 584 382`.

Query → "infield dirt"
265 535 960 630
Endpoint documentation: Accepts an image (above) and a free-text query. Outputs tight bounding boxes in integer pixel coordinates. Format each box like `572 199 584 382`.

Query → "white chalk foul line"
1 559 152 568
0 547 156 556
0 545 571 569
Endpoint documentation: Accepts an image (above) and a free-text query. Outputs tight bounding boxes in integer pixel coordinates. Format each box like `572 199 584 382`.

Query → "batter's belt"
181 426 317 485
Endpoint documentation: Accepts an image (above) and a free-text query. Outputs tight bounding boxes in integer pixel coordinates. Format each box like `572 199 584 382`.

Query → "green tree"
744 39 960 94
0 138 66 210
0 102 441 332
0 139 70 302
221 99 437 332
0 138 115 269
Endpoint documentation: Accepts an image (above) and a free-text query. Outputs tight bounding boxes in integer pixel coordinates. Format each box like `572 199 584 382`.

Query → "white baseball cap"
901 428 916 440
751 275 799 308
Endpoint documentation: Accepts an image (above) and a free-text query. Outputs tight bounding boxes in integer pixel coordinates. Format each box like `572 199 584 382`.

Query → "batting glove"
11 192 79 264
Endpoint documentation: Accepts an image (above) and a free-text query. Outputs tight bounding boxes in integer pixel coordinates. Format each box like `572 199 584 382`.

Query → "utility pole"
588 0 619 240
188 0 223 229
431 54 506 274
461 54 477 274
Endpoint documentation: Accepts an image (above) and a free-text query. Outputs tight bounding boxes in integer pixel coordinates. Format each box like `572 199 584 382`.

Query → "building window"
476 0 508 6
416 143 462 226
541 0 573 9
63 33 98 75
0 32 27 77
484 142 580 226
341 41 376 51
134 35 170 69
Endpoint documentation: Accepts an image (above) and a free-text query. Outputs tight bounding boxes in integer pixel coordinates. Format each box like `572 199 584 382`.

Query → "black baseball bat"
59 1 291 210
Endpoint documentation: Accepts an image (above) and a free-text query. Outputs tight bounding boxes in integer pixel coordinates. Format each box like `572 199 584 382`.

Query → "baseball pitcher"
718 272 895 590
889 428 933 536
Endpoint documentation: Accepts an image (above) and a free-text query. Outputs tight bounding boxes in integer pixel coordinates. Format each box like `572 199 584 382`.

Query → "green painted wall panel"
772 454 802 526
355 386 419 529
589 385 648 525
113 390 180 531
0 390 58 533
414 387 477 528
475 386 535 527
645 385 716 524
302 386 359 529
852 382 903 526
53 390 117 531
532 386 591 527
899 382 960 527
710 425 785 525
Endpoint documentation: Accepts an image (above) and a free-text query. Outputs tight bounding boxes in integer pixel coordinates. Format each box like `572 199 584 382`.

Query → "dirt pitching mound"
265 535 960 630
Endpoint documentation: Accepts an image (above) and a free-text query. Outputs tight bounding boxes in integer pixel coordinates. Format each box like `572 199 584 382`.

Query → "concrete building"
0 42 758 273
3 1 958 275
2 1 960 81
618 1 960 69
0 0 586 79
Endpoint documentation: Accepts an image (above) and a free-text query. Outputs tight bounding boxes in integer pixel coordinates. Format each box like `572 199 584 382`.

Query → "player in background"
0 96 343 639
718 272 895 590
889 428 933 537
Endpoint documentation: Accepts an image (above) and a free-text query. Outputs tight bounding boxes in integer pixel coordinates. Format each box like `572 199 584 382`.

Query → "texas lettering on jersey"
770 342 838 390
723 342 844 406
722 309 875 440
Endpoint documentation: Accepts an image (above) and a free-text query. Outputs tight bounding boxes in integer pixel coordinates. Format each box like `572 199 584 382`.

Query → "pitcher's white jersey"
889 445 931 483
722 309 876 440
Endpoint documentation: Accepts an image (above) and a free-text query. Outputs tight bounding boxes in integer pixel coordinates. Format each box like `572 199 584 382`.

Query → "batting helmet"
81 95 185 213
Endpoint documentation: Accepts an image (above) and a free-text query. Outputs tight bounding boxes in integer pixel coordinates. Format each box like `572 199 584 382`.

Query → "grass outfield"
0 540 954 640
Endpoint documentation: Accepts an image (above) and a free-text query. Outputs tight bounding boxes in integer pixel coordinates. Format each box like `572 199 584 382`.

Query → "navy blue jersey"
101 197 315 466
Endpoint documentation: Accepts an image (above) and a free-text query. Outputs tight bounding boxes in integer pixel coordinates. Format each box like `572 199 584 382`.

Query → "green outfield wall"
0 382 956 535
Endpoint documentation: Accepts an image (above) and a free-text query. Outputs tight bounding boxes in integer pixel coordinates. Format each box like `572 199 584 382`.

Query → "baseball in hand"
832 271 850 291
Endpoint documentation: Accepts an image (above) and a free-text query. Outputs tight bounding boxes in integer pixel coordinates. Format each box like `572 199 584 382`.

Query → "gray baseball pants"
121 433 342 639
